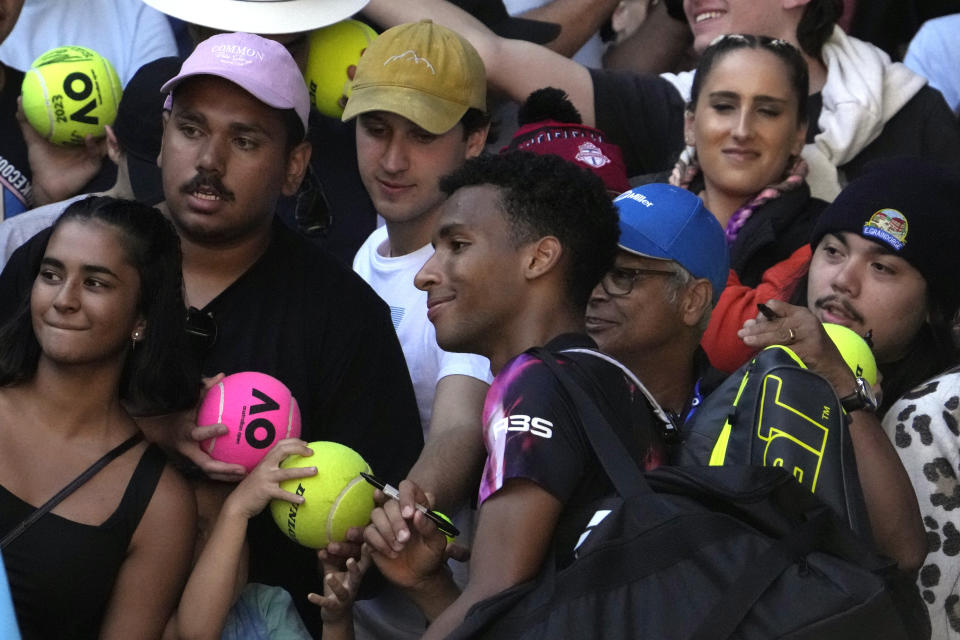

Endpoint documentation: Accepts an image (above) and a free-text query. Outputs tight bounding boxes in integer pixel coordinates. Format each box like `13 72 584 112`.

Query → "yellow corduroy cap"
341 20 487 135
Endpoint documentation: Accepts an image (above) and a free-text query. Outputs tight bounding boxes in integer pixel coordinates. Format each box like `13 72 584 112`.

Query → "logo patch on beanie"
575 142 611 169
863 208 908 251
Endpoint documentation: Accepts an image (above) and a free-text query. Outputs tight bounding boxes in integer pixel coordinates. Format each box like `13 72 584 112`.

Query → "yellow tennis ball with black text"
270 441 375 549
305 19 378 118
823 322 877 386
21 46 122 146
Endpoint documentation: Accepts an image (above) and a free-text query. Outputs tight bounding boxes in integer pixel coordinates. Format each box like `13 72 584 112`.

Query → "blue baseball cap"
614 183 729 302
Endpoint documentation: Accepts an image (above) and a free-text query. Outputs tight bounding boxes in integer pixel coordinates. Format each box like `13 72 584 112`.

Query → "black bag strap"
532 347 656 502
0 432 143 549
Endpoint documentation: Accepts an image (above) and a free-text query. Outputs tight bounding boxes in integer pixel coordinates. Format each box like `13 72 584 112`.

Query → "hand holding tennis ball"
197 371 302 473
822 323 877 386
271 441 376 549
20 46 122 146
227 438 317 520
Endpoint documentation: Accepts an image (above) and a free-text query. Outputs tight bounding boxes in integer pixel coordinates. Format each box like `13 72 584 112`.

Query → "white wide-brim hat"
142 0 369 34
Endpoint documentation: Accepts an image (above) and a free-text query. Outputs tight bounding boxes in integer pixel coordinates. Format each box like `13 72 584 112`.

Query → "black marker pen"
360 472 460 538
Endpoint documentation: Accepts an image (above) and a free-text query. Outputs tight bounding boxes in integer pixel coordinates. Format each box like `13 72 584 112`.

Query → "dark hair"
789 273 958 416
460 107 492 142
797 0 843 59
689 34 809 124
439 151 620 310
0 196 199 414
280 107 307 150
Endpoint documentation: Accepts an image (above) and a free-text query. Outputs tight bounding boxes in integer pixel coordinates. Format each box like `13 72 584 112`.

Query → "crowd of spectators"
0 0 959 638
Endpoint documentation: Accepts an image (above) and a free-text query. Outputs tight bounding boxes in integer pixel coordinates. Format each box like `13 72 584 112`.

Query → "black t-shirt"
0 445 165 640
478 334 666 559
0 64 33 220
0 219 423 636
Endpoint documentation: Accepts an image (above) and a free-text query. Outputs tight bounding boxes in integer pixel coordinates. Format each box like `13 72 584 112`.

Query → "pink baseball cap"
161 32 310 132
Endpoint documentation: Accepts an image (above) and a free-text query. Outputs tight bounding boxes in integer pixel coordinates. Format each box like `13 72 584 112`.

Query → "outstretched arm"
174 440 317 640
512 0 620 58
362 0 598 125
405 374 488 513
308 545 373 640
738 300 926 571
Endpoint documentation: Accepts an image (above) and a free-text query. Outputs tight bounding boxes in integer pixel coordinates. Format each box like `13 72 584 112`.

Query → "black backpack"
678 345 871 537
447 347 927 640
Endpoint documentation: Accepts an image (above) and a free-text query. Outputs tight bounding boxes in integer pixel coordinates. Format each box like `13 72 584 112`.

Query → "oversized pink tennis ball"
198 372 301 472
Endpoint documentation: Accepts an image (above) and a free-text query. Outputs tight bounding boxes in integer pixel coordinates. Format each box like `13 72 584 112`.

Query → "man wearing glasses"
586 183 729 430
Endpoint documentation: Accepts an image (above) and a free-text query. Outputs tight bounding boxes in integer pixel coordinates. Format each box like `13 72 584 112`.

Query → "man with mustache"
0 32 424 637
734 157 960 574
735 157 960 420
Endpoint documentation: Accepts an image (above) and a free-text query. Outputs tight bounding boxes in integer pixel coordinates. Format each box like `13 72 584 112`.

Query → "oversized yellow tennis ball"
305 19 378 118
823 322 877 386
270 441 375 549
21 46 122 146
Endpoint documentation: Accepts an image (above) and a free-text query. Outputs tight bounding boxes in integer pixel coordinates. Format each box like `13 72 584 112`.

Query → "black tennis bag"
678 345 871 537
447 348 926 640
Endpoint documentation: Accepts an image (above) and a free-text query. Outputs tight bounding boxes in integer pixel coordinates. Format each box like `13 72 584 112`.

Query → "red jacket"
702 245 812 373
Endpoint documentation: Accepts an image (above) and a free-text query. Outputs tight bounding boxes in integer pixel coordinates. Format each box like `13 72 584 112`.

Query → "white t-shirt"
0 0 177 85
353 226 493 433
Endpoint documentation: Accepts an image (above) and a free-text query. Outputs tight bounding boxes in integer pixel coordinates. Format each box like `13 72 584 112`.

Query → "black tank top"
0 444 166 639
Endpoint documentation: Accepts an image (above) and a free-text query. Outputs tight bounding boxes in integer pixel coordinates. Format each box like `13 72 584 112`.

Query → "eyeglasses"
185 307 218 353
600 266 675 296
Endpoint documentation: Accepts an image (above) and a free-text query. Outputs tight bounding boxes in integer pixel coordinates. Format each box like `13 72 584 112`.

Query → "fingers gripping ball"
21 46 122 145
198 372 302 472
270 441 375 549
823 323 877 386
305 19 378 118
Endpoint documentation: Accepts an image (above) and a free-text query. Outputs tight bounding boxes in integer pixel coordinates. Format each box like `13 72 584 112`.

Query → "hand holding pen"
361 472 459 538
361 475 459 595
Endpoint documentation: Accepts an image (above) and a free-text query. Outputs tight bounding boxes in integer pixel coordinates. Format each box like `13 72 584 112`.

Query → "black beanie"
811 157 960 318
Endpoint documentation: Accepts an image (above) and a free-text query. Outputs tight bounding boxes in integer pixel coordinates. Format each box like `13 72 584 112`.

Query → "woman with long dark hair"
671 33 825 288
0 196 197 639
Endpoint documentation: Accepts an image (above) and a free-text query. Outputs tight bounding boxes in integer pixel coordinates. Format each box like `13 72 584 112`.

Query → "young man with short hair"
364 151 667 639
